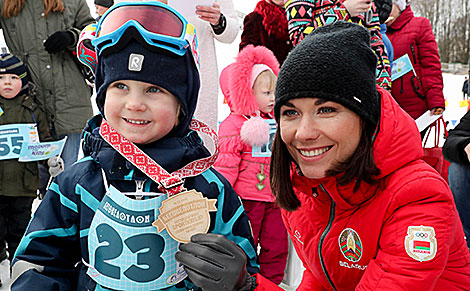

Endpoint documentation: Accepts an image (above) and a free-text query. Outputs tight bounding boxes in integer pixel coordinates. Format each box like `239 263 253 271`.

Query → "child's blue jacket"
11 115 258 290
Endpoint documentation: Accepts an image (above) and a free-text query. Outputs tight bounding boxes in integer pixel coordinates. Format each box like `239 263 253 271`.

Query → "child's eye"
116 83 128 90
318 107 336 114
264 91 271 95
11 76 19 79
147 86 161 94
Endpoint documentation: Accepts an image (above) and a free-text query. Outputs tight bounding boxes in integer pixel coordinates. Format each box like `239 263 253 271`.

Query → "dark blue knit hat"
95 40 200 137
0 53 30 94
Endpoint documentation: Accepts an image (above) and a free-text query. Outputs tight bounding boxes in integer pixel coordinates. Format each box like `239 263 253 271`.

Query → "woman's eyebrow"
314 99 328 105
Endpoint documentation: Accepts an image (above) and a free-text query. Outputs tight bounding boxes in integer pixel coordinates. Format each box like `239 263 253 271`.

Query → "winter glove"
175 233 256 291
44 31 74 53
48 156 64 177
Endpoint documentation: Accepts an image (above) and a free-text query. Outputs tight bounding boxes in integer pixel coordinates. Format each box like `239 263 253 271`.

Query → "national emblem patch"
338 228 363 262
404 225 437 262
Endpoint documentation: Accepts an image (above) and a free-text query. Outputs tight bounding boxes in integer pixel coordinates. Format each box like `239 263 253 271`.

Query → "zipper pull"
135 180 145 200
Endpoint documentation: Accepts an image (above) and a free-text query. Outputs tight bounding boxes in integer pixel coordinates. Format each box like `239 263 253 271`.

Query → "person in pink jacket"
214 45 288 284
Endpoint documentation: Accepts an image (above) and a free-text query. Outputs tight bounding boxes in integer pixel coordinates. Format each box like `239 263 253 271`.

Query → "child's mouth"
123 118 150 125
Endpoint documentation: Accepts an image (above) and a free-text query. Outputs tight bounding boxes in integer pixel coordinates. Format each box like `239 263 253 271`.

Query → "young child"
0 54 60 279
214 45 288 284
11 2 258 290
239 0 293 64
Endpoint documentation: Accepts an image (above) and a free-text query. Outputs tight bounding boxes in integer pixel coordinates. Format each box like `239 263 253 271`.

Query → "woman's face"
279 98 362 179
386 4 401 27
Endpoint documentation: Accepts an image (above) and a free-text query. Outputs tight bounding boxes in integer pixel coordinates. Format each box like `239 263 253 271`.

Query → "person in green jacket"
0 0 95 174
0 54 63 286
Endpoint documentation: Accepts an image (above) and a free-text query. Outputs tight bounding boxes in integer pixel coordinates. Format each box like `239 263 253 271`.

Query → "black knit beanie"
0 53 29 94
94 0 113 8
274 21 379 127
95 40 200 137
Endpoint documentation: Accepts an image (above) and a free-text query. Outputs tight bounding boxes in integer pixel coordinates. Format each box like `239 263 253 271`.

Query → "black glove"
175 233 255 291
44 31 74 53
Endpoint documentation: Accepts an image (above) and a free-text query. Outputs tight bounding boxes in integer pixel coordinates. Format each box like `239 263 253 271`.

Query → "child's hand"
343 0 373 17
195 2 221 26
175 233 255 291
48 156 64 177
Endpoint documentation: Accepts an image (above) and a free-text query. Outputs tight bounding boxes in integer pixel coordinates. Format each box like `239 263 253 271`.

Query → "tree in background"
412 0 469 65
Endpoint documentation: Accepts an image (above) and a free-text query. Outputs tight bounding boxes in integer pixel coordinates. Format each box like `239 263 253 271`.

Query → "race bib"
87 186 186 290
0 123 37 160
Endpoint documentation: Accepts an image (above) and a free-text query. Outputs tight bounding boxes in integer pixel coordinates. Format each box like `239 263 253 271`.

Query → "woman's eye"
318 107 336 114
281 109 298 116
148 87 161 94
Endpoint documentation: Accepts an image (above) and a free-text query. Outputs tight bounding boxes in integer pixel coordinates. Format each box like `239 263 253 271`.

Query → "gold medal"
153 190 217 243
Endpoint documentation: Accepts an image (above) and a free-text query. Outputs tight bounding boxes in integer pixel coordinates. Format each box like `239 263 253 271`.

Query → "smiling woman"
269 21 470 290
278 98 362 180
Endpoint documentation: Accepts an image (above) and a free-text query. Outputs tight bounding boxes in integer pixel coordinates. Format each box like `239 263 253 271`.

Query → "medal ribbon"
99 119 219 196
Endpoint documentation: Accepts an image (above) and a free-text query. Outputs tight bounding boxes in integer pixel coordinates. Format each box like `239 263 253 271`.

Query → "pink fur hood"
219 45 280 116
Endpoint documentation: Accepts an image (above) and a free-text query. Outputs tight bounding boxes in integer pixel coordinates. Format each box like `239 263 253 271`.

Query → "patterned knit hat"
0 53 29 93
274 21 379 127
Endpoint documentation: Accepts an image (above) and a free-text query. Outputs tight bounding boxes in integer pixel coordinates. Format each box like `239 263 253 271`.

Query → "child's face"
104 80 180 144
252 71 276 114
0 73 22 99
95 4 109 16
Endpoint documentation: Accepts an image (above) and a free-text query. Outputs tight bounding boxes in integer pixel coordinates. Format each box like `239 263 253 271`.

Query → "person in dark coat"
443 110 470 250
239 0 293 64
0 54 62 286
463 77 468 100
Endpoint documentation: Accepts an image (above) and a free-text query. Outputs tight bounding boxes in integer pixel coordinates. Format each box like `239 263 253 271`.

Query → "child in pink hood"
214 45 287 284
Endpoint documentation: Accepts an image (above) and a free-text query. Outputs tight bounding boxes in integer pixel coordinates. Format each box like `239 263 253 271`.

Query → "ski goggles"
91 1 200 68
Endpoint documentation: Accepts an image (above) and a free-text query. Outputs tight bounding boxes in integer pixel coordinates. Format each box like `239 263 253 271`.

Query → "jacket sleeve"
367 4 392 90
443 110 470 165
205 169 259 274
415 18 445 110
213 0 239 44
286 0 350 47
214 117 244 186
239 13 263 51
11 176 81 289
285 0 391 89
356 172 467 290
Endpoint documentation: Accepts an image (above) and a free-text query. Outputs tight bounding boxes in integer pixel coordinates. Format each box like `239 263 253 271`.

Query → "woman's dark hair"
270 120 380 212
